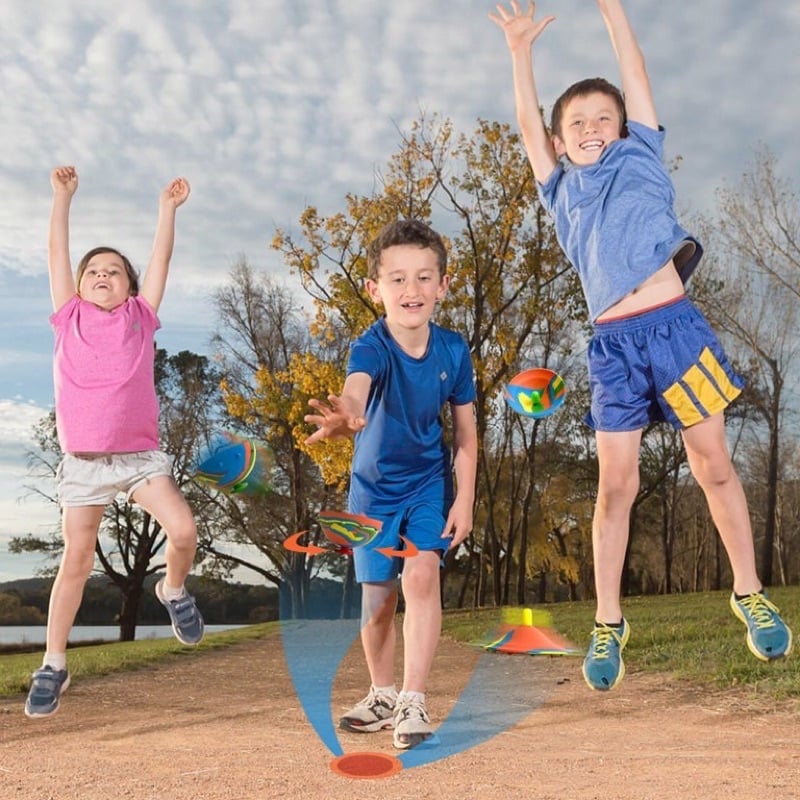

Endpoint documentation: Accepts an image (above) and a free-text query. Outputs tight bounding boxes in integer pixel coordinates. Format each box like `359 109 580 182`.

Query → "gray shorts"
56 451 175 507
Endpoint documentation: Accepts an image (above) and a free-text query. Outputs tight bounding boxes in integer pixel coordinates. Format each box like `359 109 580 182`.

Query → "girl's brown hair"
76 247 139 296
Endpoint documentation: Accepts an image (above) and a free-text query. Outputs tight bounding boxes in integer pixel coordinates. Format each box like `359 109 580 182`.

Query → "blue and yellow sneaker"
729 591 793 661
582 619 630 691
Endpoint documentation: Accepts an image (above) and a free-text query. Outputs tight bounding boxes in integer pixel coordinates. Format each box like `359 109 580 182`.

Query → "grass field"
2 587 797 700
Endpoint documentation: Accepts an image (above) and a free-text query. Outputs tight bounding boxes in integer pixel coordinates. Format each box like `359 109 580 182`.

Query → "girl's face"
78 251 132 311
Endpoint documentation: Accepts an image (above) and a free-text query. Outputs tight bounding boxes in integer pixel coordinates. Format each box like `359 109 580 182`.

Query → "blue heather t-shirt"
347 318 476 517
538 121 703 321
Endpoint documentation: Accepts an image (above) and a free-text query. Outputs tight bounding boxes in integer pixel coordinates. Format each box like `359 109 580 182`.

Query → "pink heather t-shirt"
51 294 161 453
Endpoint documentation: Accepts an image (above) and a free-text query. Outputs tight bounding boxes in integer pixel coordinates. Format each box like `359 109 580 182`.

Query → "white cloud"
0 399 57 576
0 399 48 446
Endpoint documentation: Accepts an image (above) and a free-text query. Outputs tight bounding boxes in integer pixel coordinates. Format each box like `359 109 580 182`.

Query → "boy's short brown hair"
550 77 627 141
366 219 447 281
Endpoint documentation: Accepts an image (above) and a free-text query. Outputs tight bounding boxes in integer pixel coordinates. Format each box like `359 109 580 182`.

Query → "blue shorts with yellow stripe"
586 296 744 431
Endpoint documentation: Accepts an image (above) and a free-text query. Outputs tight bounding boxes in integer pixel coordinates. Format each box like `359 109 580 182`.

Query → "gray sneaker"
25 666 71 718
393 696 433 750
339 687 397 733
155 579 205 645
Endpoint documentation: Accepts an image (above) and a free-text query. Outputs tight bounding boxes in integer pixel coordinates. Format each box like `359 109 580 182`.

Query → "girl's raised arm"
48 166 78 312
140 177 190 312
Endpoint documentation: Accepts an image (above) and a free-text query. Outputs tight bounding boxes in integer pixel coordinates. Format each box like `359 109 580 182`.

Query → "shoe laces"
738 593 780 629
589 623 624 660
396 697 429 723
361 687 396 712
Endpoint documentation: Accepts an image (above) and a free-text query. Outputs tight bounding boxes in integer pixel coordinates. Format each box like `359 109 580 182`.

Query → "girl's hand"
50 166 78 197
161 177 191 209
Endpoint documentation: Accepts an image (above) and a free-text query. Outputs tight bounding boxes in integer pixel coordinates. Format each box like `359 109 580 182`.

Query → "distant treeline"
0 575 351 627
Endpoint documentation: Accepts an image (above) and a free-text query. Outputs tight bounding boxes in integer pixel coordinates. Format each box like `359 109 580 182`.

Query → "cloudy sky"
1 0 798 582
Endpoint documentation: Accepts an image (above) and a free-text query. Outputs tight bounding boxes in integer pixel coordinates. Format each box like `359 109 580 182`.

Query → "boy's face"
552 91 624 166
365 244 449 331
78 251 132 311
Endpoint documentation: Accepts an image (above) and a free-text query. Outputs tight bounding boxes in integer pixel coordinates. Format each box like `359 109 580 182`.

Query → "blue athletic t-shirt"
538 121 703 321
347 318 475 517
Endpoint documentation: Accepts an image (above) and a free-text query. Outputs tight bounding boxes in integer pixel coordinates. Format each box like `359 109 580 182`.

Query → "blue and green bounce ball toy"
317 510 382 549
504 367 566 419
194 431 272 496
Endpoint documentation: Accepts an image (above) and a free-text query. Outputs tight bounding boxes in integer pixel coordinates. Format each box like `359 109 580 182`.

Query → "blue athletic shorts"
353 502 448 583
586 296 744 432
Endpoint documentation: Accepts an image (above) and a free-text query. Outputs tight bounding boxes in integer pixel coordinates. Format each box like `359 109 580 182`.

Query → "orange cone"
479 607 580 656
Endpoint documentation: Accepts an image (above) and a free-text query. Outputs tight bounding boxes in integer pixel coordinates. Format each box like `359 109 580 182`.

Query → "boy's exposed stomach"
596 260 685 322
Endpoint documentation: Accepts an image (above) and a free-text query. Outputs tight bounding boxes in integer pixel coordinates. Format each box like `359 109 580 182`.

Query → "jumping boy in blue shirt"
305 219 478 747
491 0 792 691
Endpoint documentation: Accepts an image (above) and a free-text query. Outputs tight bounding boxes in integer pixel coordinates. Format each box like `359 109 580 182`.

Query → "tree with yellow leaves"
270 113 589 607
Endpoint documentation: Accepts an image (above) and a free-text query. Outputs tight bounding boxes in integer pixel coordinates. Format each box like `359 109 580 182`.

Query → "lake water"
0 624 246 646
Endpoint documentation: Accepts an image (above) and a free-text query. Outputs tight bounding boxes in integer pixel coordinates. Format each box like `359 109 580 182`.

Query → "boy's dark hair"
366 219 447 281
76 246 139 296
550 77 628 141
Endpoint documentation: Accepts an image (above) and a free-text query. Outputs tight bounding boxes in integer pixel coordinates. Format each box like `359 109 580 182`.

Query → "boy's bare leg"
592 429 642 623
400 550 442 693
583 429 642 690
681 414 760 594
337 581 398 733
683 413 791 660
360 581 398 687
391 550 441 748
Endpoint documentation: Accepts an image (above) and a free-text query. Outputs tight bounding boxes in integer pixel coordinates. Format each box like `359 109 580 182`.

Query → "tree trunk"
760 403 780 586
340 557 358 619
117 581 142 642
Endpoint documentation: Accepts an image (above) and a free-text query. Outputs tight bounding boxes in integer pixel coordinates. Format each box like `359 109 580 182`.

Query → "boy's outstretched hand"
161 177 191 209
51 166 78 197
305 395 366 444
489 0 555 51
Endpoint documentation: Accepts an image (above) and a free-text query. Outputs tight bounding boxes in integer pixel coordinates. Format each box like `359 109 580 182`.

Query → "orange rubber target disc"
329 752 403 779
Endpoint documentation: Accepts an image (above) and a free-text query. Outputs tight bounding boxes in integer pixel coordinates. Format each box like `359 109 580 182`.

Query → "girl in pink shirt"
25 166 204 719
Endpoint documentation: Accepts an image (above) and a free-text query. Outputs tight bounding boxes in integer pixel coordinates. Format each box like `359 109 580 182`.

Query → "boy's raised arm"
490 1 558 184
140 177 190 312
597 0 658 128
48 166 78 312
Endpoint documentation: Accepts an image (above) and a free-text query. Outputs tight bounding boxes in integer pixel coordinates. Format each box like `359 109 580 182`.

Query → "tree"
204 261 353 618
714 146 800 302
0 592 46 624
697 153 800 586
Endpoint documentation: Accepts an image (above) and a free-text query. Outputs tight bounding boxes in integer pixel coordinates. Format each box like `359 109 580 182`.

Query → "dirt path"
1 632 798 800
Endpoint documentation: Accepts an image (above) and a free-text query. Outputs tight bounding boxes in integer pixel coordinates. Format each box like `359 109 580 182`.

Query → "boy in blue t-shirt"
491 0 791 691
305 219 477 748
